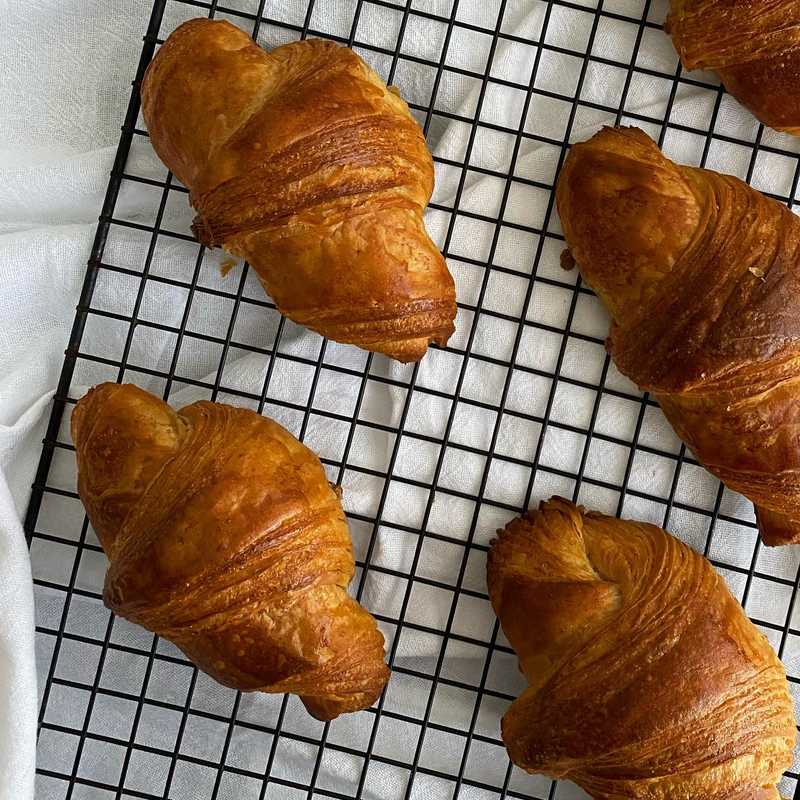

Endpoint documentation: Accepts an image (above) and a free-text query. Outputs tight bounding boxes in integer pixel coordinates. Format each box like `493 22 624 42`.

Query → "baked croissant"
487 497 796 799
666 0 800 134
140 18 456 362
71 382 389 720
557 125 800 546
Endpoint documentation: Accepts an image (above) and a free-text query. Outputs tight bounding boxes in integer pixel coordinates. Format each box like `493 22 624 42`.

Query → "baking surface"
28 0 800 798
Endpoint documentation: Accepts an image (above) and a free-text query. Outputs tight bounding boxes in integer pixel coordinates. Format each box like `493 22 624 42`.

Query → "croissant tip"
301 699 342 722
75 382 154 417
534 496 586 519
77 381 115 401
489 498 588 563
300 676 388 720
370 336 438 363
755 505 800 546
72 382 121 440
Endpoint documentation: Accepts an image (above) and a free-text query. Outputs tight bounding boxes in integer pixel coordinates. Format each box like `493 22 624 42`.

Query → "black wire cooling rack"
25 0 800 798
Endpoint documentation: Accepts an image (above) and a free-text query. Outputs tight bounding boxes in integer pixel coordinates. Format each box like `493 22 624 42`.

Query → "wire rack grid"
25 0 800 798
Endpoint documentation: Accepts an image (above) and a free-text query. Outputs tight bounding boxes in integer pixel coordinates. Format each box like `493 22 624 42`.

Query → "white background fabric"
5 1 800 799
3 2 157 797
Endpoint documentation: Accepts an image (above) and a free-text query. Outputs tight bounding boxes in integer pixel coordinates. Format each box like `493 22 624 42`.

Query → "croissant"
140 19 456 362
71 382 389 720
666 0 800 134
487 497 796 799
557 125 800 545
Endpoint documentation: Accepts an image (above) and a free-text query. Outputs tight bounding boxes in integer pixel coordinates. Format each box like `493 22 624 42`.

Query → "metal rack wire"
26 0 800 798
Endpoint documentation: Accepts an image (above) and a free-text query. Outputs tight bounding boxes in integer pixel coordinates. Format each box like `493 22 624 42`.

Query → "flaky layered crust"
71 383 388 720
487 498 796 799
557 126 800 545
667 0 800 134
139 19 455 362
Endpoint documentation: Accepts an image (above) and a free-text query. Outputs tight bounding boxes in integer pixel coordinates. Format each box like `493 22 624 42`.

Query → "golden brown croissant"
666 0 800 134
487 497 796 799
71 382 389 720
557 125 800 545
140 19 455 362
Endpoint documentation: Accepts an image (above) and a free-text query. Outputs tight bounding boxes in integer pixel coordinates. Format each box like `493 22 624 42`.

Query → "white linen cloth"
4 1 800 799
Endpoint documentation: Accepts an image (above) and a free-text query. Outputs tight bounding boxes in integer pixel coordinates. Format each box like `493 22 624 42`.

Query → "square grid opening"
26 0 800 798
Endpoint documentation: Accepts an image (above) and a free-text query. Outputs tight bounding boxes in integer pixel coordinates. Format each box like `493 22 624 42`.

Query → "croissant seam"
108 504 345 629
